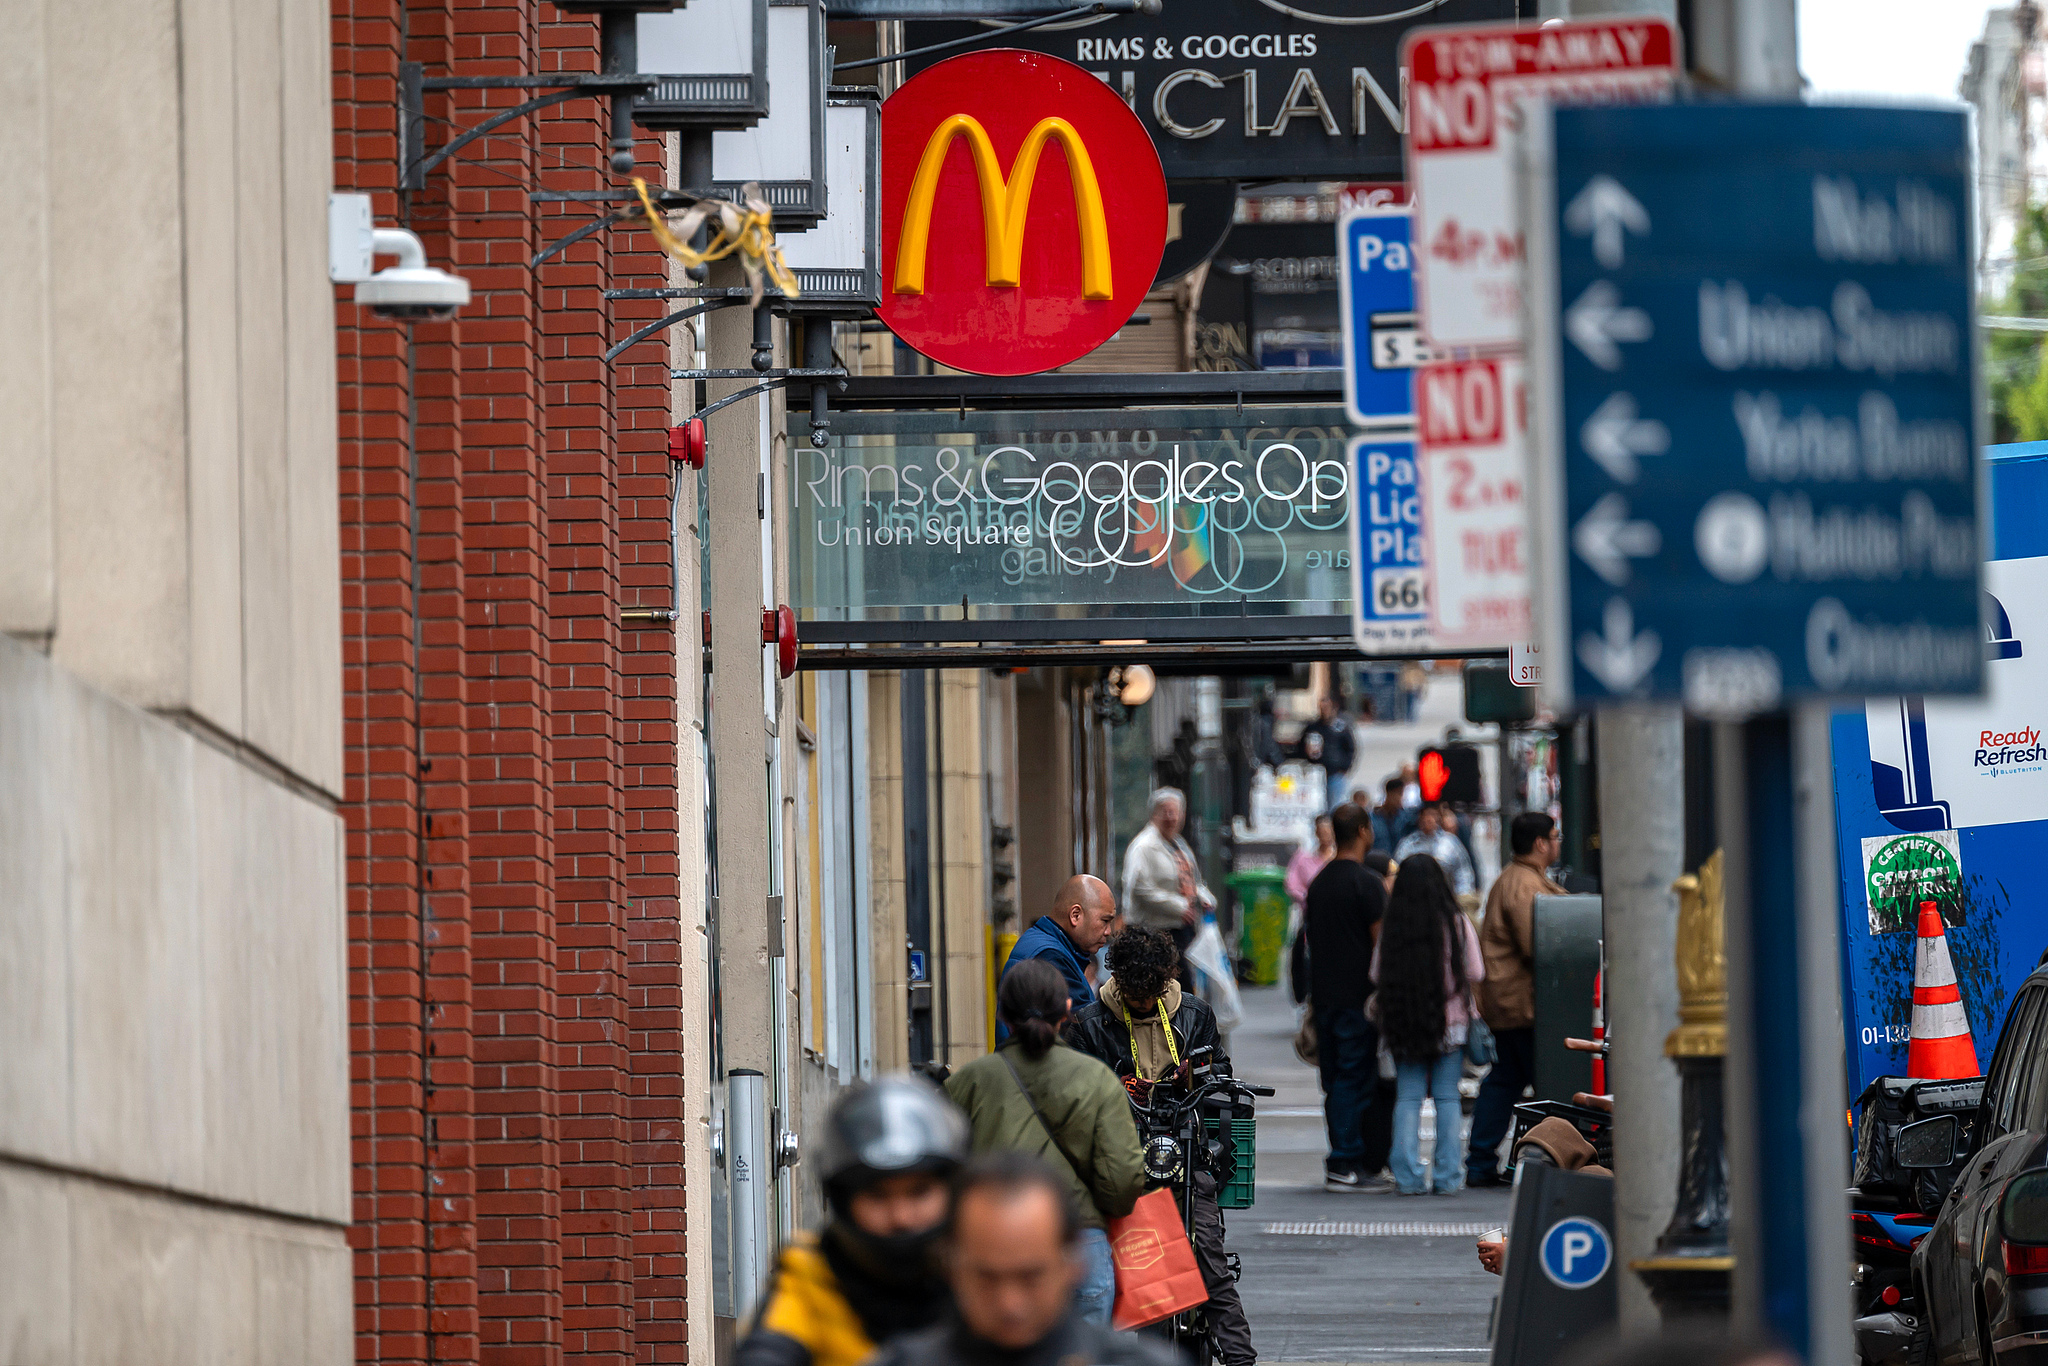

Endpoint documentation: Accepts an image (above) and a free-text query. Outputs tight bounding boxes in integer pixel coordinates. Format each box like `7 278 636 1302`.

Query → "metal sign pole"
1593 703 1686 1332
1732 716 1813 1350
1722 707 1851 1360
1793 703 1854 1365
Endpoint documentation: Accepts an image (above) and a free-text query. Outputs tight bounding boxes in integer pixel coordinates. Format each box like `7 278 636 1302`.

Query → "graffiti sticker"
1861 830 1964 935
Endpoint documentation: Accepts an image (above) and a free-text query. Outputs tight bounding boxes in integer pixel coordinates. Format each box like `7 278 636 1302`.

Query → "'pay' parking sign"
1338 207 1433 427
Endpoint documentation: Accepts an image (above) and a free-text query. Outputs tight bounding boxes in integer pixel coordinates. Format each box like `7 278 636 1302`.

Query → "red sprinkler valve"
761 605 797 679
668 417 706 470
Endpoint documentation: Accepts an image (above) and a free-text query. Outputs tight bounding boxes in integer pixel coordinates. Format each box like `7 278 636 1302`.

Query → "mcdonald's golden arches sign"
879 50 1168 376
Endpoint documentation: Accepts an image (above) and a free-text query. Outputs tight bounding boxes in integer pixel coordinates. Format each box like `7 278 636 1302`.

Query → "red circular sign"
879 50 1167 377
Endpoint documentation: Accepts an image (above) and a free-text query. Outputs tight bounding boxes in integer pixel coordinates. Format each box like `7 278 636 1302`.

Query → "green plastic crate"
1204 1117 1257 1209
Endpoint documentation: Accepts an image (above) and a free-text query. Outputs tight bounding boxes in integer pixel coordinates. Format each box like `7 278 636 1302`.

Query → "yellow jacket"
739 1236 878 1366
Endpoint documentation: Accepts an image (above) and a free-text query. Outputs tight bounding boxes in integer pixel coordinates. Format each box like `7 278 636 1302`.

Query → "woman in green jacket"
944 959 1146 1325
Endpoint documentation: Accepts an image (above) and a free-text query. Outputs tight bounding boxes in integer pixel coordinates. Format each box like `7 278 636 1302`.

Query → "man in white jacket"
1121 788 1215 987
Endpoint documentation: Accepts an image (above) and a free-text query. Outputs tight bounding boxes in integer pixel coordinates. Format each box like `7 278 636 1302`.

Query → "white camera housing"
328 196 470 322
355 229 470 322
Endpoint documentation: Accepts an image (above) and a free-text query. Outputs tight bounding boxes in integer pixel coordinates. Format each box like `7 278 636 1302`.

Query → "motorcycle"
1127 1045 1273 1366
1850 1075 1983 1366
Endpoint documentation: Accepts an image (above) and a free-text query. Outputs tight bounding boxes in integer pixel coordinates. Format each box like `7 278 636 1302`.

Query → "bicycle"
1127 1045 1274 1366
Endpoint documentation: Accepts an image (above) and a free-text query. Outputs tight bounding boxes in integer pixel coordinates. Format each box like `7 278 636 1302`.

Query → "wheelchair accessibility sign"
1539 1217 1611 1289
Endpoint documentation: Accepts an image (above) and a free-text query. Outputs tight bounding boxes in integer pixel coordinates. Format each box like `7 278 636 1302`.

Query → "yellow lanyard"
1123 1000 1182 1082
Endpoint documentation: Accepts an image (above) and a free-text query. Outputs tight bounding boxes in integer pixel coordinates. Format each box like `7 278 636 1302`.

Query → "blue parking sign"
1348 435 1434 654
1539 1216 1611 1289
1339 207 1430 427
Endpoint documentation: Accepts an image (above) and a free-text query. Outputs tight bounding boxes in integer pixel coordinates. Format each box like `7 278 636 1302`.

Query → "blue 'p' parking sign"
1539 1216 1612 1289
1338 207 1431 428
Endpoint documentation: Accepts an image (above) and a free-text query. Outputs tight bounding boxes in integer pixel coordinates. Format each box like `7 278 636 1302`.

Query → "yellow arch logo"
893 114 1115 300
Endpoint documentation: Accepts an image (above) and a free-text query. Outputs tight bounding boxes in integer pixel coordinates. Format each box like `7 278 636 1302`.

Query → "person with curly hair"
1370 854 1484 1196
1064 929 1254 1366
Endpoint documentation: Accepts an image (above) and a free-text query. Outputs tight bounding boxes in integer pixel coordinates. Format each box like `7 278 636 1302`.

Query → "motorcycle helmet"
818 1074 969 1205
817 1075 968 1285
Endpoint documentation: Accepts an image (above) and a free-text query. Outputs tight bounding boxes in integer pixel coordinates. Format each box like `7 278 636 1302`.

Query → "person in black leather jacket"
867 1153 1180 1366
1064 927 1221 1082
1063 928 1256 1366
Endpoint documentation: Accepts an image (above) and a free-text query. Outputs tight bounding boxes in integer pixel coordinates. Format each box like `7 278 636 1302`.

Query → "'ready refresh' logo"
879 50 1167 377
1976 725 2047 770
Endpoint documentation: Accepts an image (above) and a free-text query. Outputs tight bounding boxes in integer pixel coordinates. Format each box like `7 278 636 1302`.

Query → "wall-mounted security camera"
328 192 472 322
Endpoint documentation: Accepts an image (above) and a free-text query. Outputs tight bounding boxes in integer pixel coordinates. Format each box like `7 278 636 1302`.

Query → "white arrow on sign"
1579 392 1669 484
1565 281 1653 372
1564 175 1651 269
1577 597 1660 693
1572 492 1662 587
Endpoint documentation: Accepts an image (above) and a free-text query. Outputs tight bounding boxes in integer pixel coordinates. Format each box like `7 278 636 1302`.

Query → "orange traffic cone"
1907 900 1981 1079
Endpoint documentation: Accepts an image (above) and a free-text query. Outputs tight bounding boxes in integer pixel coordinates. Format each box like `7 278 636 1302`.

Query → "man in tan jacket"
1465 811 1565 1187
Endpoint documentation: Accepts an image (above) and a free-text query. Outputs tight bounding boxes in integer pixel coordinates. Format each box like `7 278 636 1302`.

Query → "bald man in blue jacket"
999 875 1119 1024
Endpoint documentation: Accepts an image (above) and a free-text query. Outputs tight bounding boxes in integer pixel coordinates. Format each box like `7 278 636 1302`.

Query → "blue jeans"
1315 1004 1378 1168
1467 1025 1536 1182
1076 1227 1115 1324
1393 1051 1467 1194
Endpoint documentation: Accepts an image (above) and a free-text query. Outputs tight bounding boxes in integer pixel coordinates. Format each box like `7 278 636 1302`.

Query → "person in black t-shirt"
1302 802 1389 1192
1294 693 1358 811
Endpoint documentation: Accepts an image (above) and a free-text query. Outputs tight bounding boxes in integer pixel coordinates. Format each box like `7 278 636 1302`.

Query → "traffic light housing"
1417 744 1483 805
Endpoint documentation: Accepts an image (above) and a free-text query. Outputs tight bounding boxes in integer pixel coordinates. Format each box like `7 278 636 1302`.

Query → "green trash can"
1227 866 1290 986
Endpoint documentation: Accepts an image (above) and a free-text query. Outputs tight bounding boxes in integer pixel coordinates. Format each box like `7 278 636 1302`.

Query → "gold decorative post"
1631 849 1735 1317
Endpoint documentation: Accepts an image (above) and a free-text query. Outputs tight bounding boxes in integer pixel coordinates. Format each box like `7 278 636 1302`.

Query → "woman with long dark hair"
1370 854 1484 1195
943 959 1144 1324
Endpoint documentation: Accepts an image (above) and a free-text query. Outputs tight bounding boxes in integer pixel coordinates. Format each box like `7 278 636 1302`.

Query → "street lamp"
775 88 880 308
634 0 770 141
713 1 828 228
553 0 690 173
774 87 879 445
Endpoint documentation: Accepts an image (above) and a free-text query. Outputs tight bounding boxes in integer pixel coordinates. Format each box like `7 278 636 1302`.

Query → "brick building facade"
333 4 686 1360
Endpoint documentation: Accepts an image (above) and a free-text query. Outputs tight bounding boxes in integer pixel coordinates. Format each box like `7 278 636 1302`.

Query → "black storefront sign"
905 0 1519 182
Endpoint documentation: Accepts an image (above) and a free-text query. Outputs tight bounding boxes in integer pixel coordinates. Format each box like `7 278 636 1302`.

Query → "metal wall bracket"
399 64 659 192
671 369 846 425
604 295 751 363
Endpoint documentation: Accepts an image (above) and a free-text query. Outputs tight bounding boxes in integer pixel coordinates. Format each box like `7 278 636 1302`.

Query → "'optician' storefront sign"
791 405 1354 617
904 0 1516 183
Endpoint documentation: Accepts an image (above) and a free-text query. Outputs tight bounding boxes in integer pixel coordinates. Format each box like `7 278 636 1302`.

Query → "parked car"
1903 975 2048 1366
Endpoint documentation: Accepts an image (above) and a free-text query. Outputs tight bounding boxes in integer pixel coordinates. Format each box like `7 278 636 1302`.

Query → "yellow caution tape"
632 177 799 306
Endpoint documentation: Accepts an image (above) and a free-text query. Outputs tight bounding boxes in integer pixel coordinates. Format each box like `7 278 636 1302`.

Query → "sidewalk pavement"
1228 982 1510 1363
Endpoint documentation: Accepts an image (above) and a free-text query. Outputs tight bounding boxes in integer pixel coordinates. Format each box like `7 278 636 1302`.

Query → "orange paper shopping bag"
1108 1188 1208 1330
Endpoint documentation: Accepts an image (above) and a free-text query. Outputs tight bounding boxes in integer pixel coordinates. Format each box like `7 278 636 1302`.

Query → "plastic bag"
1293 1000 1318 1067
1109 1188 1208 1330
1185 918 1243 1033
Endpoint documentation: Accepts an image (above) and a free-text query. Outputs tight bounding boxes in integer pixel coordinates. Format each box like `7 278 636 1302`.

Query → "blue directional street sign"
1539 1217 1612 1289
1532 105 1983 711
1339 207 1430 428
1348 435 1435 654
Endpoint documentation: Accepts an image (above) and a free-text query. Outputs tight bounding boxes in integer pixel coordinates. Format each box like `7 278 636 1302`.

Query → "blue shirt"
1372 805 1415 856
1001 915 1096 1020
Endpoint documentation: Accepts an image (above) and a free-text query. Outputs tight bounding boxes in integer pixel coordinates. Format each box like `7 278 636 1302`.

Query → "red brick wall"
336 3 684 1362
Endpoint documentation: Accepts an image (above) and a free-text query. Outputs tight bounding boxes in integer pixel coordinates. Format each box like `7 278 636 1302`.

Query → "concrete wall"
0 0 348 1357
4 0 342 791
866 672 910 1072
1014 670 1078 923
936 669 992 1064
